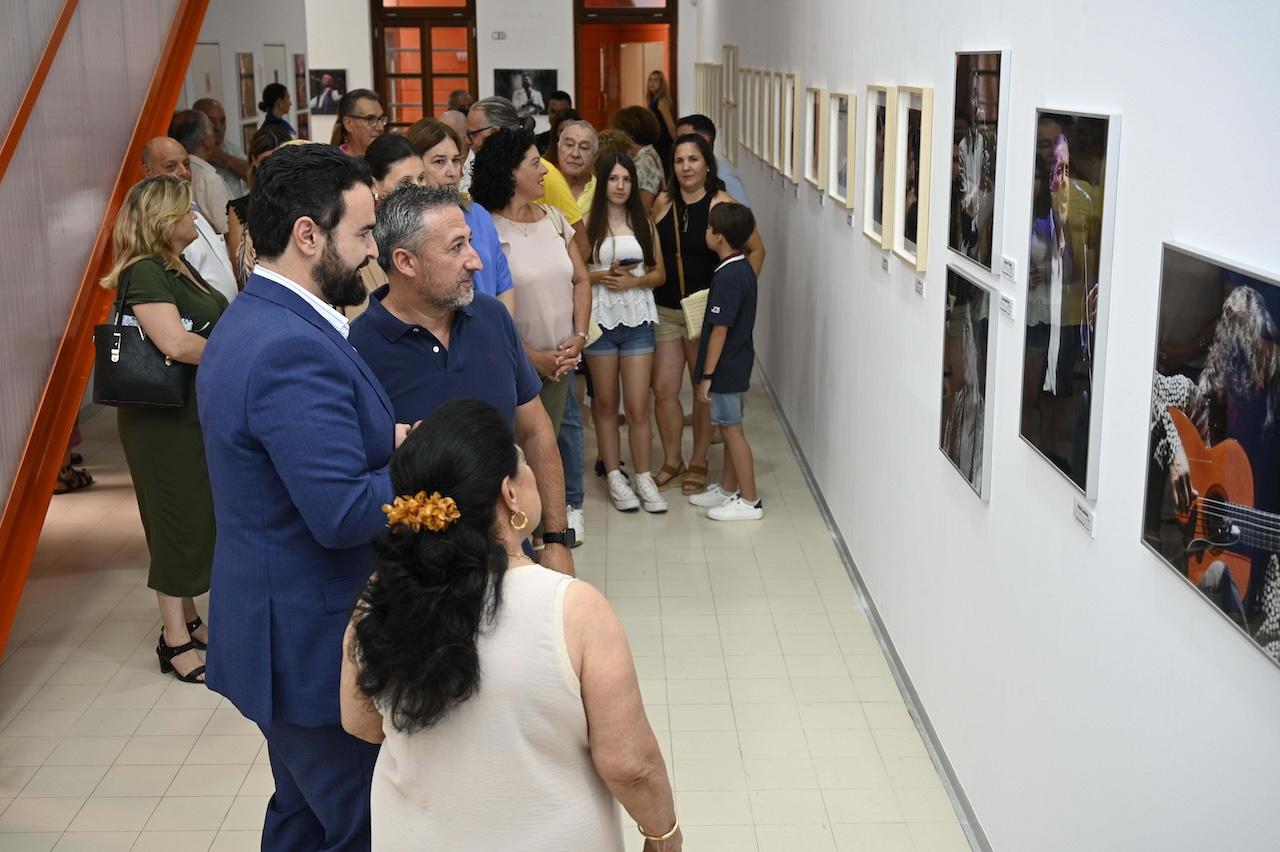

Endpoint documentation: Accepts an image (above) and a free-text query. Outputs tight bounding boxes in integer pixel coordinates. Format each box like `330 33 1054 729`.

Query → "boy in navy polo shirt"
691 202 763 521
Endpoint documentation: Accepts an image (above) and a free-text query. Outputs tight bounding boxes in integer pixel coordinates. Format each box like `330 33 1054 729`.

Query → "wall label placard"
1072 498 1096 538
1001 256 1016 280
999 293 1015 320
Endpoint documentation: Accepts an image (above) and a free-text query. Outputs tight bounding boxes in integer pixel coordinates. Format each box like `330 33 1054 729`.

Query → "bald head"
439 110 468 141
141 137 191 181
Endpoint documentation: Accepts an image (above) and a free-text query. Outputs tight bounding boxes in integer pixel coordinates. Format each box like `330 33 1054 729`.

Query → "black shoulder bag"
92 265 193 408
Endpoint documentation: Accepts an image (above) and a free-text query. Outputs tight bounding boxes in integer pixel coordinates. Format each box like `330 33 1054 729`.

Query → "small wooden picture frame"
805 86 828 190
863 84 897 248
827 92 856 208
891 85 934 272
722 45 738 105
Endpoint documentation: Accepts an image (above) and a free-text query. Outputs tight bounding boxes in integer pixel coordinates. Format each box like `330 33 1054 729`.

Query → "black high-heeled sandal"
157 631 206 683
185 616 207 651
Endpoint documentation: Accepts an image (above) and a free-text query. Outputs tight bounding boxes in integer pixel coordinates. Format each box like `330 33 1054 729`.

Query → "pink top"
494 205 576 351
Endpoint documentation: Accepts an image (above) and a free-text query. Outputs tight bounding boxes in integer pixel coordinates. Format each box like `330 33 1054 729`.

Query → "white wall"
189 0 308 146
304 0 373 145
305 0 694 135
696 0 1280 850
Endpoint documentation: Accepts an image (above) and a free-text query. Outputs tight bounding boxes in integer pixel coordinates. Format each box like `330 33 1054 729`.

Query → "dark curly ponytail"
353 399 519 733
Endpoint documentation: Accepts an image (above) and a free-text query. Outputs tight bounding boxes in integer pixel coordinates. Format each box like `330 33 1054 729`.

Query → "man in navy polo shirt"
349 184 574 575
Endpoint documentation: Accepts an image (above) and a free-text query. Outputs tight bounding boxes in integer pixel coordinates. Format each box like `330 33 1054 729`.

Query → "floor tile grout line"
755 361 991 852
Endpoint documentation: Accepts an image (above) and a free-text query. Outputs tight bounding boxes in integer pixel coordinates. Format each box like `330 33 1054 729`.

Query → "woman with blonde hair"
646 70 677 167
100 175 228 683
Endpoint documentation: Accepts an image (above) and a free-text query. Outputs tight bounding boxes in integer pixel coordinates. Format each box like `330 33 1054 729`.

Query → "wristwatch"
542 529 577 548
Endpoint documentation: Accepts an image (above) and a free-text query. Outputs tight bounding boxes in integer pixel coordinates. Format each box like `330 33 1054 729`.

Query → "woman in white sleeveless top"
340 399 681 852
572 153 668 516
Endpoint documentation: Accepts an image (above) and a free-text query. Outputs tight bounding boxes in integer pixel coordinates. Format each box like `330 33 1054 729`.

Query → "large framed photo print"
827 92 855 208
862 85 896 248
805 87 828 190
780 73 800 182
949 50 1008 271
891 86 934 272
1142 244 1280 667
940 266 997 499
1019 109 1120 496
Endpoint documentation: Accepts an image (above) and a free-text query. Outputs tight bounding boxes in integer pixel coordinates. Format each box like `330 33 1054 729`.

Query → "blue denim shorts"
586 322 655 357
709 391 745 426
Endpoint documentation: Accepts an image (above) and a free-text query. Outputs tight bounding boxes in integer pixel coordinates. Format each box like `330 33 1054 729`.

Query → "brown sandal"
653 461 687 491
681 463 709 496
53 465 94 494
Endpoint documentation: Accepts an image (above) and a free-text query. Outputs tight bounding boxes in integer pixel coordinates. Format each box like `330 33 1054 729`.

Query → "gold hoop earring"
509 510 528 531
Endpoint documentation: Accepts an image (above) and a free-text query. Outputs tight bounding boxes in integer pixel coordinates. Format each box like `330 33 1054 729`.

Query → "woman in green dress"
100 175 227 683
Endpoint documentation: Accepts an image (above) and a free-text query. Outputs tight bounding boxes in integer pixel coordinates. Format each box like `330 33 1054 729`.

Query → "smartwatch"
542 529 577 548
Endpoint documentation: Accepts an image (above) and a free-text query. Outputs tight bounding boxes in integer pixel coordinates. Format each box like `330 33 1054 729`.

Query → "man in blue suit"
198 145 412 850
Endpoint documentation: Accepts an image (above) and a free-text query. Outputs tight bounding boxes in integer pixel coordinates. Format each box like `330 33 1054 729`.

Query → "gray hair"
472 96 535 133
374 183 463 273
170 109 211 154
559 120 598 150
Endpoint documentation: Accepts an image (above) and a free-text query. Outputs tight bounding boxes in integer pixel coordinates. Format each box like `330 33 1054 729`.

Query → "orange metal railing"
0 0 210 652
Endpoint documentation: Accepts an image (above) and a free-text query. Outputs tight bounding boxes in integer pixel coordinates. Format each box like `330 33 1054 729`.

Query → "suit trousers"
260 721 381 851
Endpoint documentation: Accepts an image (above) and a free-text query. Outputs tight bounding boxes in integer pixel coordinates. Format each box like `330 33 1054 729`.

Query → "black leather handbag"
92 266 193 408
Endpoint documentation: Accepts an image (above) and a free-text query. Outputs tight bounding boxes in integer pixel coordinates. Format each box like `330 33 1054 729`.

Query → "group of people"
92 77 770 849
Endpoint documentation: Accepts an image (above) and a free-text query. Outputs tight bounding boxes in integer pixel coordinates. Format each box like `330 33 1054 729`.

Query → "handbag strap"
110 264 137 324
671 200 687 298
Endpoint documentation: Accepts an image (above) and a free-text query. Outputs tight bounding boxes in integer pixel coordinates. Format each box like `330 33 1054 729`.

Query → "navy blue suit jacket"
196 273 394 728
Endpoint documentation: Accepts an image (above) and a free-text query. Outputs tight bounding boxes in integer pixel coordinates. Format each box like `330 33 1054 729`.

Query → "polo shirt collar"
364 283 474 344
714 253 746 273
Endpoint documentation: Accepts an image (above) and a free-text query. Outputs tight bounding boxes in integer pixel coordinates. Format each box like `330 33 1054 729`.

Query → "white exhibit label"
1072 498 1096 538
999 294 1015 320
881 256 889 273
914 278 925 298
1001 256 1016 281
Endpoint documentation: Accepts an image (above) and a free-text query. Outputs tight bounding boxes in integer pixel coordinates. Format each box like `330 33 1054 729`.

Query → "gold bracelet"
637 814 679 842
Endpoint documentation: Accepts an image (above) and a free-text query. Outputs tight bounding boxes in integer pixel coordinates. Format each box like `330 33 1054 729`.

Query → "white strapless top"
590 234 660 330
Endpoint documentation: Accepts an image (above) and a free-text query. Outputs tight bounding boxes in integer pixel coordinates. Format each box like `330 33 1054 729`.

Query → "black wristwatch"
542 529 577 548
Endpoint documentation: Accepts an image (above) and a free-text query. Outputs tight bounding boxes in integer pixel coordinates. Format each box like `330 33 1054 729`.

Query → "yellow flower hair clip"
382 490 461 533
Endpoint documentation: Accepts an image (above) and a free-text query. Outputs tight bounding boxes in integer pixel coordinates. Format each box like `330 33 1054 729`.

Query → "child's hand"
696 379 712 403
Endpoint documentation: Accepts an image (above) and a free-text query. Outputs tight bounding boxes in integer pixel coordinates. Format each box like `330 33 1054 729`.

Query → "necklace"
502 204 541 237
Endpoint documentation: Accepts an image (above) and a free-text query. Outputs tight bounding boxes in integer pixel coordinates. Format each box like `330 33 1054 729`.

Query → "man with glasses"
465 96 582 229
335 88 387 157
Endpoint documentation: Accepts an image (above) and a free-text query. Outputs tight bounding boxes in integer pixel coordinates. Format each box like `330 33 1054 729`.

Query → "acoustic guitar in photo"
1167 407 1278 598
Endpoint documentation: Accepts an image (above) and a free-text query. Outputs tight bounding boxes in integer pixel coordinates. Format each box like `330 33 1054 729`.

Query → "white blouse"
589 233 660 330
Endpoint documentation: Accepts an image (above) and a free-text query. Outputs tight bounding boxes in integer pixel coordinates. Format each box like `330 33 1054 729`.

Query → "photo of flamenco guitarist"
1144 244 1280 663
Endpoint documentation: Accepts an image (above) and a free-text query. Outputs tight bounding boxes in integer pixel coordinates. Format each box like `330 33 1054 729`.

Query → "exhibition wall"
695 0 1280 850
188 0 308 145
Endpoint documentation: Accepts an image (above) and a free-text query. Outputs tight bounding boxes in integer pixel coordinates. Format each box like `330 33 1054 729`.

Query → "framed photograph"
781 73 800 182
1019 109 1121 496
494 69 558 118
236 52 256 120
949 50 1009 272
1142 243 1280 668
722 44 738 104
308 68 346 115
240 122 256 154
724 103 738 167
770 72 785 173
940 266 997 499
827 92 856 208
862 85 896 248
738 69 752 156
756 70 767 159
804 86 828 190
892 86 934 272
296 111 310 141
757 71 768 168
293 53 307 110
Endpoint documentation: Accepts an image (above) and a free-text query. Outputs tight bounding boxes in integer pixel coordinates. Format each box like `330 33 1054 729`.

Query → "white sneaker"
634 472 669 513
607 470 640 512
688 483 735 508
567 506 585 548
706 494 764 522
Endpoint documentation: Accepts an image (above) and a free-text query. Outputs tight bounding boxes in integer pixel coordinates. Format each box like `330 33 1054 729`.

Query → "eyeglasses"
466 125 496 141
353 114 389 127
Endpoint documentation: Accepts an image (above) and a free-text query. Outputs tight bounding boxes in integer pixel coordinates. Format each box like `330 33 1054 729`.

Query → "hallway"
0 380 971 851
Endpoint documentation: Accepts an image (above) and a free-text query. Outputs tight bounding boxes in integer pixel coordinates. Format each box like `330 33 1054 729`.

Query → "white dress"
590 233 660 330
369 565 625 852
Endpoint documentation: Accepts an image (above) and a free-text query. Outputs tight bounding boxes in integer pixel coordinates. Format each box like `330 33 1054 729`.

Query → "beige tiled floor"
0 382 973 851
